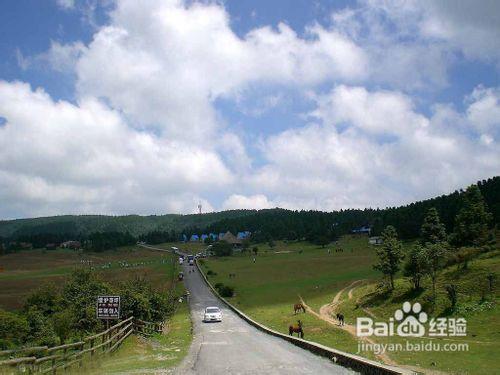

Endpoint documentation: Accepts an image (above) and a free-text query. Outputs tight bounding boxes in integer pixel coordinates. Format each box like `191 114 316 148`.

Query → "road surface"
174 260 356 375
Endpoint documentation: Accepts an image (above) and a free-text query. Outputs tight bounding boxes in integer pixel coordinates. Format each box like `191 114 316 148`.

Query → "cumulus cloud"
1 0 499 218
56 0 75 10
0 81 231 217
222 194 274 210
248 85 500 210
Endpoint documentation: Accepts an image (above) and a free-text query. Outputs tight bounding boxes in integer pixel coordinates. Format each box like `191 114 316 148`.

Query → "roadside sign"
97 296 120 319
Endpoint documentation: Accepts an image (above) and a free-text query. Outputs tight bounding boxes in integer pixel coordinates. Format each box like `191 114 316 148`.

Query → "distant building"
237 231 252 240
221 231 242 248
369 236 383 245
352 226 371 235
190 234 199 242
61 241 81 250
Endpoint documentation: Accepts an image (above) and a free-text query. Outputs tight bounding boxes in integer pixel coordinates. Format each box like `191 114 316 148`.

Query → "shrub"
212 241 233 257
219 285 234 298
207 270 217 276
214 283 234 297
0 309 29 349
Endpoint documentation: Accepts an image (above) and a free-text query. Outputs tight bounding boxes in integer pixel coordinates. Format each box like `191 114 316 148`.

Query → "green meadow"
199 236 499 374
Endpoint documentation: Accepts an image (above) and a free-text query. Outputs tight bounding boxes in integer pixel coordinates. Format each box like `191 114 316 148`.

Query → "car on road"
203 306 222 322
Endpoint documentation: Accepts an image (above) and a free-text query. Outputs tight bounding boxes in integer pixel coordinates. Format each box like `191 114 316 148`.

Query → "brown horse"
289 320 304 338
293 303 306 314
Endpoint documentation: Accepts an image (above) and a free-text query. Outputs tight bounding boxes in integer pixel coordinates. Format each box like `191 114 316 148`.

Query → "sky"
0 0 499 219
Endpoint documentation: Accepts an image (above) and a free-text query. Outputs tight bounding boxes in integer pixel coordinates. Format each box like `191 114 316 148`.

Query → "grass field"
91 294 193 374
0 246 177 310
0 244 193 373
198 236 381 360
198 236 499 374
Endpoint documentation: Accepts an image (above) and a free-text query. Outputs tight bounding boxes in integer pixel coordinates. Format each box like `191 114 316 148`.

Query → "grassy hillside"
0 245 178 310
199 236 499 374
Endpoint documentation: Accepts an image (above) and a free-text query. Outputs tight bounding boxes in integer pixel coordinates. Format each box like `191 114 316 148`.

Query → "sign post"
97 295 121 320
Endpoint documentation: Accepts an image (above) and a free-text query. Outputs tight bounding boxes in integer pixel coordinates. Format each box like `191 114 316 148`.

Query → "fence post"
79 342 84 368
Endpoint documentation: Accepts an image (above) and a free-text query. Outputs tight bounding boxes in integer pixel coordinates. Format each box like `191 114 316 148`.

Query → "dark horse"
289 320 304 338
293 303 306 314
336 313 345 326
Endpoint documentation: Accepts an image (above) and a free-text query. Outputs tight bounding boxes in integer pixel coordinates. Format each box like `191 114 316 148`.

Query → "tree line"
201 177 499 243
373 184 495 308
1 177 498 253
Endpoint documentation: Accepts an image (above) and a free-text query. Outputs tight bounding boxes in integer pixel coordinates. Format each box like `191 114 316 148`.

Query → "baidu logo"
394 301 427 337
356 301 465 338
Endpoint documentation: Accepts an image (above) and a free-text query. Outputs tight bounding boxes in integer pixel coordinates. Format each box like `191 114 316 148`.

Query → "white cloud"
44 41 86 73
0 81 232 218
247 85 500 210
222 194 274 210
56 0 75 10
71 0 368 142
2 0 499 218
418 0 500 64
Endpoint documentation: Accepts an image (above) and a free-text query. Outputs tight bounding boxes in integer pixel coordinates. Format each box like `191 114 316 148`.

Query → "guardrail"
0 316 162 374
195 260 416 375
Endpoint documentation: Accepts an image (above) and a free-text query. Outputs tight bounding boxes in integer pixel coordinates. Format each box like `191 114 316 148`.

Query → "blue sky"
0 0 498 219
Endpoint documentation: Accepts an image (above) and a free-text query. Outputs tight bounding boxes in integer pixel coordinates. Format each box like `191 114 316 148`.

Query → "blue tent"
237 231 252 239
190 234 199 242
201 234 209 241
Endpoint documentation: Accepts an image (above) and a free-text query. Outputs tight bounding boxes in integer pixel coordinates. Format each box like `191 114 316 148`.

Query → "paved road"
174 260 356 375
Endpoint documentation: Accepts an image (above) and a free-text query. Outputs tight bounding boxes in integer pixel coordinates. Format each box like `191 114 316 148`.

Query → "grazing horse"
293 303 306 314
289 320 304 338
336 313 345 326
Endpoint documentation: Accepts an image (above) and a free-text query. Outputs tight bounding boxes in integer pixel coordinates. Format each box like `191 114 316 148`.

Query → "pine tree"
423 242 447 302
421 207 447 245
373 226 404 290
452 185 492 246
403 245 427 290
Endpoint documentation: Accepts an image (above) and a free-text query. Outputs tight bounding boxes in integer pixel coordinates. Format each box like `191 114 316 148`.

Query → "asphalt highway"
174 260 357 375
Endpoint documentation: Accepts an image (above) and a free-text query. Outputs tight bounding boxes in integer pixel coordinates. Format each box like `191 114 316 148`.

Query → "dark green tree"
403 245 427 290
452 185 492 246
423 242 447 302
316 235 330 248
421 208 447 245
373 226 404 290
212 240 233 257
445 284 458 310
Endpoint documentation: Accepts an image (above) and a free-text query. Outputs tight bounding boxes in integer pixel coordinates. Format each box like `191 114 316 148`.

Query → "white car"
203 306 222 322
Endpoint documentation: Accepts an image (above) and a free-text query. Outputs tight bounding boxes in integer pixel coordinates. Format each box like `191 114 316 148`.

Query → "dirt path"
299 280 397 366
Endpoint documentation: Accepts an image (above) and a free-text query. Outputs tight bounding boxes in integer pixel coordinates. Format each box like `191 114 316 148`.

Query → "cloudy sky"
0 0 499 219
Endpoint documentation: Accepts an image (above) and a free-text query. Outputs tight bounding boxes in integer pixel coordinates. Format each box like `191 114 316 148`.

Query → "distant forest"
0 176 498 251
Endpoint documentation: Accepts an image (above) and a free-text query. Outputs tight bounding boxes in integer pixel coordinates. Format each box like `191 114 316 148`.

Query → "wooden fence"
0 317 163 374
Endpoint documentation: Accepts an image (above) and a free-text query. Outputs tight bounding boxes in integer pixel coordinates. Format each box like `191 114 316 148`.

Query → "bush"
214 283 234 298
219 285 234 298
0 309 29 349
212 241 233 257
207 270 217 276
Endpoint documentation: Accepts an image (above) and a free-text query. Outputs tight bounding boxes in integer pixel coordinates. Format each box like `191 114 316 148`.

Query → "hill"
1 176 498 244
0 210 255 239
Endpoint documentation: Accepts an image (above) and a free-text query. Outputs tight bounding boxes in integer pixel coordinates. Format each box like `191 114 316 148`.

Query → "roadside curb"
195 259 416 375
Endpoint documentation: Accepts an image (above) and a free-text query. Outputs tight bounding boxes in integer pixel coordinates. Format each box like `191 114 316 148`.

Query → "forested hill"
0 210 255 238
1 176 498 243
202 177 500 241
